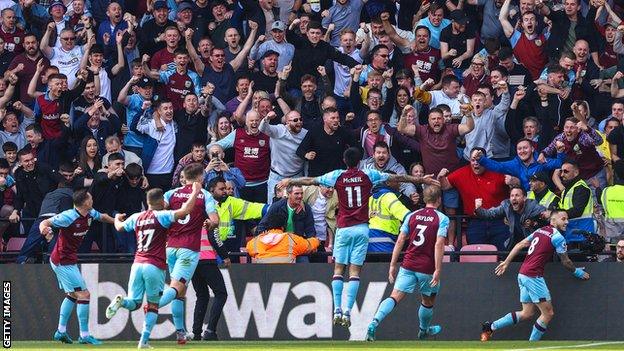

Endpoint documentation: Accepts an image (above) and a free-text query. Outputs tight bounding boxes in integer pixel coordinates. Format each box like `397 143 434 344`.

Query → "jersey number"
528 237 540 255
137 229 155 252
345 186 362 208
412 224 427 247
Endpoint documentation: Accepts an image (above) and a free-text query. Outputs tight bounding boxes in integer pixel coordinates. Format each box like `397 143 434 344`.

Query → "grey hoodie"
359 156 416 197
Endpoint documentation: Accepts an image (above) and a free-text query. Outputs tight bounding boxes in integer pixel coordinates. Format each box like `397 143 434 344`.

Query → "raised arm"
111 30 126 76
499 0 515 38
230 21 259 72
118 75 140 105
494 237 531 276
40 22 56 59
173 182 202 220
397 105 416 136
380 11 411 50
27 59 46 99
186 30 205 75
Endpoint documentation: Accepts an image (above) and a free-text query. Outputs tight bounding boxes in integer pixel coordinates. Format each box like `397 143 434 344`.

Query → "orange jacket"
246 229 320 263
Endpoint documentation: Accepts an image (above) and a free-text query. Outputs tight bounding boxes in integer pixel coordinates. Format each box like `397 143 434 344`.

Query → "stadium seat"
6 237 26 252
443 245 455 262
459 244 498 263
239 247 248 264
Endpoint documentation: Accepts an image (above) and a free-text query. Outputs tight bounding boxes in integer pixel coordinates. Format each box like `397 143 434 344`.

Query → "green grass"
8 341 624 351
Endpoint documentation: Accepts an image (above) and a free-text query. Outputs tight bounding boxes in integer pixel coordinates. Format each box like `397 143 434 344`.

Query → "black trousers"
146 173 173 192
191 261 228 335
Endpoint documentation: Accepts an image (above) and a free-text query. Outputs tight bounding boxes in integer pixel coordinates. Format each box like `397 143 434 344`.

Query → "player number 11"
345 186 362 208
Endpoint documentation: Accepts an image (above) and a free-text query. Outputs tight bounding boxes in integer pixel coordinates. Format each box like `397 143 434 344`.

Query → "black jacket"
173 109 209 163
114 178 146 216
255 198 316 238
546 9 597 60
13 163 59 216
90 171 123 215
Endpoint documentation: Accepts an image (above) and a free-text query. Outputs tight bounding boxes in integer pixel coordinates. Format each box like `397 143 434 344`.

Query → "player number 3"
527 237 540 255
412 224 427 247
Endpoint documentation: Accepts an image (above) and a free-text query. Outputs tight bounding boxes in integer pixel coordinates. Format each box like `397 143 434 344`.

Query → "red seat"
6 237 26 251
459 244 498 262
443 245 455 263
239 247 248 264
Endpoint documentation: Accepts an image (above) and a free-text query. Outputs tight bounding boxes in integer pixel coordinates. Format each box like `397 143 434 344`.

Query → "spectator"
359 141 416 199
296 107 355 177
40 25 84 88
101 136 142 168
208 112 234 162
440 10 476 75
475 186 547 250
73 98 121 152
132 99 176 191
555 160 595 244
440 147 511 250
415 2 451 50
145 48 201 111
10 148 59 234
172 142 209 188
247 210 320 263
602 238 624 262
321 0 365 47
0 108 34 156
117 76 154 156
222 26 256 74
527 171 560 209
96 1 127 56
138 0 175 56
477 138 567 191
260 110 307 203
172 93 210 163
74 136 102 188
81 39 126 103
7 33 49 106
250 20 295 71
2 142 18 174
302 184 337 262
497 47 532 89
203 144 245 198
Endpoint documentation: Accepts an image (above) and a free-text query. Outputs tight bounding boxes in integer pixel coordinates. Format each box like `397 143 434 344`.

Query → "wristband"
573 267 585 278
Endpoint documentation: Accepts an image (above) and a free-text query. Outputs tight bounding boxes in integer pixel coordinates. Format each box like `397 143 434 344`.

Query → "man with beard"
252 50 279 93
359 141 416 201
250 20 294 71
7 33 49 106
260 110 307 203
602 238 624 262
296 107 355 177
478 138 566 191
475 186 547 250
139 1 175 56
439 147 511 250
392 24 441 84
556 160 595 244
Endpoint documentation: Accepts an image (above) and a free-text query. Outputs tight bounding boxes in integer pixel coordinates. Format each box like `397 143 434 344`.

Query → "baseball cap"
136 77 156 88
177 2 194 12
530 171 549 184
271 21 286 32
48 0 67 14
450 10 469 25
153 0 168 10
261 50 280 60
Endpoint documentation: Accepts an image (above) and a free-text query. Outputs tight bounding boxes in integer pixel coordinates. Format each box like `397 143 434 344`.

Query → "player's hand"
115 213 127 221
430 270 440 287
388 264 398 284
494 261 508 276
222 258 232 268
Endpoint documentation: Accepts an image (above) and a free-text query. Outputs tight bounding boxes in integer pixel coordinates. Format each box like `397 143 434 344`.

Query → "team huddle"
43 149 589 346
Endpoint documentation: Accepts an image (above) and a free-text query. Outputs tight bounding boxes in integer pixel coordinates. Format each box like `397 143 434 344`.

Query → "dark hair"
414 25 431 35
300 74 317 85
343 147 363 167
307 21 322 30
373 140 390 152
483 37 500 54
395 86 414 111
73 189 91 207
510 185 526 196
371 44 389 57
192 142 206 150
154 98 172 109
236 75 250 84
605 117 621 126
48 73 65 81
0 158 9 169
17 148 32 160
498 46 514 61
174 48 189 56
25 124 42 135
78 136 102 172
470 147 486 156
367 87 382 98
108 152 124 163
207 176 226 191
516 138 535 147
58 161 75 173
125 163 143 178
562 159 579 169
477 83 495 97
183 163 205 182
366 109 381 121
547 64 566 75
429 107 443 117
2 141 17 152
491 65 509 77
441 75 460 87
146 188 164 206
323 106 338 115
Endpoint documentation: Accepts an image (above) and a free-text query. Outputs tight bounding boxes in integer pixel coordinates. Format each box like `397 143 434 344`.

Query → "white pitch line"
506 341 624 351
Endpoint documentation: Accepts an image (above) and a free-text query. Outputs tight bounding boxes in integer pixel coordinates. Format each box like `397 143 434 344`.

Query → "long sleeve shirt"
258 119 308 177
463 92 511 160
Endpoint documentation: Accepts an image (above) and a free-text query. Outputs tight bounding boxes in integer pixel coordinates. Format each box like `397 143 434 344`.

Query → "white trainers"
106 294 123 319
137 342 153 349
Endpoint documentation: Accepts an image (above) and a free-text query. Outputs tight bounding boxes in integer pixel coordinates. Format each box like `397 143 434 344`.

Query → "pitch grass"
8 341 624 351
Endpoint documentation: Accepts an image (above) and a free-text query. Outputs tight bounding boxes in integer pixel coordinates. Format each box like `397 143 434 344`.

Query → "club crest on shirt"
14 37 20 44
185 80 191 88
535 39 542 47
259 140 265 147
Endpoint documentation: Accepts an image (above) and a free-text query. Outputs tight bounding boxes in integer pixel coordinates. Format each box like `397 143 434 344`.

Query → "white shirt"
137 117 176 174
311 193 328 241
333 47 363 97
97 67 112 102
50 46 83 88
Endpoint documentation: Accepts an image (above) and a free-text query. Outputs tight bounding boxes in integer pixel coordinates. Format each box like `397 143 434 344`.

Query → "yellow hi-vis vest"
527 189 557 209
602 184 624 222
368 192 410 235
559 179 594 241
216 196 266 241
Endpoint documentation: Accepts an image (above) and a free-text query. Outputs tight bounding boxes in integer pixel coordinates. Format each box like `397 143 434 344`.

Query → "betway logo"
81 264 387 340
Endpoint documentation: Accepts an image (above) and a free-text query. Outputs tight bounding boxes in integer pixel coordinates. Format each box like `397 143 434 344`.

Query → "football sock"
76 300 90 338
492 311 520 331
418 303 434 331
372 297 397 325
121 298 137 311
345 276 360 312
140 309 158 345
58 296 76 333
171 298 186 331
331 275 344 312
529 319 547 341
158 286 178 308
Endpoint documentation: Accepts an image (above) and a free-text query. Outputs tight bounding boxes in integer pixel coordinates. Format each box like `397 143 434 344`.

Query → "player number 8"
528 237 540 255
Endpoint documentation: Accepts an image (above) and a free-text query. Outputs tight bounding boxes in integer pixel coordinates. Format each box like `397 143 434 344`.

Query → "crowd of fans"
0 0 623 263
